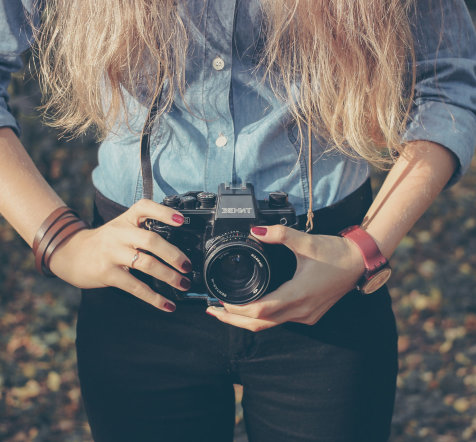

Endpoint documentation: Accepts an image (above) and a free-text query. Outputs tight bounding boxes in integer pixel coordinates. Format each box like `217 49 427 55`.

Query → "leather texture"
32 207 75 255
35 215 80 274
339 225 389 271
43 220 89 274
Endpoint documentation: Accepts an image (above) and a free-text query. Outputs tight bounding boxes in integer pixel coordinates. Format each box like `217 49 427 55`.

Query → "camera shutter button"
163 195 181 208
181 196 197 209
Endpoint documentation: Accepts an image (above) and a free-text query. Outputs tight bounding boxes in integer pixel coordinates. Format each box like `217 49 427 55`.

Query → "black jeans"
75 185 398 442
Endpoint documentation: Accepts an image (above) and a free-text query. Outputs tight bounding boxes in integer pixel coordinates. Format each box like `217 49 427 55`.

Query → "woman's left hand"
205 225 366 331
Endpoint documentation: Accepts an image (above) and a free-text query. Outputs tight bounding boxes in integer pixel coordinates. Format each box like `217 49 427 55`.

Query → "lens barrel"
203 232 271 304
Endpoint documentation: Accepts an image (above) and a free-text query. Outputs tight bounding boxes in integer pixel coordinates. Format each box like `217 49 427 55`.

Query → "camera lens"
204 232 270 304
215 252 256 290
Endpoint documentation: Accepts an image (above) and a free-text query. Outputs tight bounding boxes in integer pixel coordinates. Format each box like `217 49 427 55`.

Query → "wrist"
339 225 392 294
344 236 366 279
48 228 90 277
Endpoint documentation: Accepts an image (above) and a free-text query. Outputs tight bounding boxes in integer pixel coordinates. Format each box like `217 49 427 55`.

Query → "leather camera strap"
140 88 164 200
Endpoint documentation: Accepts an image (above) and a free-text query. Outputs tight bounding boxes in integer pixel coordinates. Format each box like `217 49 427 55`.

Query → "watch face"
361 268 392 294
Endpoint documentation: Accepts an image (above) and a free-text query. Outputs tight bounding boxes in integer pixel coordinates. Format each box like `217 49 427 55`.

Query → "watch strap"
339 225 388 272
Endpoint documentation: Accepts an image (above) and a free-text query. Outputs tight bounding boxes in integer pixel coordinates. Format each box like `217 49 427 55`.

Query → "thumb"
250 225 308 253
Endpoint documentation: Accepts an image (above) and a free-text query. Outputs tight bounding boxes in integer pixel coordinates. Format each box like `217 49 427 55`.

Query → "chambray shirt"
2 0 476 215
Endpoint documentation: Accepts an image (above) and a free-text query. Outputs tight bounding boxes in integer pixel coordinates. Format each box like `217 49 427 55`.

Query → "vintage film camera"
140 183 298 306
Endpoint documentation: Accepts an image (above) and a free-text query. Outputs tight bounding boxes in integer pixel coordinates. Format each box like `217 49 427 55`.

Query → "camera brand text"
221 207 252 214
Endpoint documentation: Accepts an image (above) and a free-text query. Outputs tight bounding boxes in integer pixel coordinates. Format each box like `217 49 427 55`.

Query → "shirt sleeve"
0 0 38 137
403 0 476 187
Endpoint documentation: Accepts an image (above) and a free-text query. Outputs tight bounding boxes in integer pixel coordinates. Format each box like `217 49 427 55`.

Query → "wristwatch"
338 225 391 294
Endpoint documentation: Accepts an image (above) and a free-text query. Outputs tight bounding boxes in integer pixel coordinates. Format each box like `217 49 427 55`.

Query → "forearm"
363 140 459 259
0 127 65 247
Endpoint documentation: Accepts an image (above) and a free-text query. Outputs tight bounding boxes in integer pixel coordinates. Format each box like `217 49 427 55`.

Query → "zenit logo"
221 208 252 214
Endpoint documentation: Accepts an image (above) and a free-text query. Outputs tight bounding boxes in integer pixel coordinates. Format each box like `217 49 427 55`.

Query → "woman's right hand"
47 198 193 312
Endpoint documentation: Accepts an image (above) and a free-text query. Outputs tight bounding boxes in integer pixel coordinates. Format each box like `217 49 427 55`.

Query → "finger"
220 297 283 320
242 277 343 326
250 224 314 255
205 307 281 332
124 198 185 227
110 268 177 312
117 248 191 291
224 283 302 324
127 228 192 273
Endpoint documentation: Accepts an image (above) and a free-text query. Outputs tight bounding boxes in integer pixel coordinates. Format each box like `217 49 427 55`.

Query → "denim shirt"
2 0 476 215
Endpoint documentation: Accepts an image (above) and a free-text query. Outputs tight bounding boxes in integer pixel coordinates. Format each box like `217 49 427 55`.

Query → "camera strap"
140 87 164 200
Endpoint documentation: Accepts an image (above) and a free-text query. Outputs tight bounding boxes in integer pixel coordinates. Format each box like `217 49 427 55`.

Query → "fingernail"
206 309 216 317
251 226 267 236
218 300 224 305
172 214 184 224
137 216 147 226
164 302 176 312
180 278 191 290
182 260 192 273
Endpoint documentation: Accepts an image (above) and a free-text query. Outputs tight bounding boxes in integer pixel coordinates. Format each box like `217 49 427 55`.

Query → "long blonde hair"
34 0 416 167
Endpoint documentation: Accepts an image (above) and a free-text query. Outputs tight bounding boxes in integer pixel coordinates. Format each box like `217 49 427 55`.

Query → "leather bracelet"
35 215 80 275
42 220 88 276
32 206 89 277
32 207 78 256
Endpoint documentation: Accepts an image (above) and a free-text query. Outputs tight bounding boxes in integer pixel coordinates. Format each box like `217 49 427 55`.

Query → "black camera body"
140 183 298 306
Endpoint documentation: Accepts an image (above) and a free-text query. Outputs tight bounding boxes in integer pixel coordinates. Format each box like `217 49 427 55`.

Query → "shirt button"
215 134 228 147
212 56 225 71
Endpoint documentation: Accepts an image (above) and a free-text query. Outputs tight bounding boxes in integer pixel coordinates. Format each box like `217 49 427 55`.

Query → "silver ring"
131 251 140 268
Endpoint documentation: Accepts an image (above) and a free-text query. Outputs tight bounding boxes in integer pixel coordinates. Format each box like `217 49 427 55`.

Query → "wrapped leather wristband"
32 207 77 256
42 219 88 275
32 206 88 277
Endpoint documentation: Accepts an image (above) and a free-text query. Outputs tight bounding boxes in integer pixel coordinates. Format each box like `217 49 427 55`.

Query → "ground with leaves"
1 6 476 440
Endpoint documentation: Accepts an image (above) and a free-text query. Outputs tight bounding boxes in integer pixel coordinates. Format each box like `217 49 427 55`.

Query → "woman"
1 0 475 441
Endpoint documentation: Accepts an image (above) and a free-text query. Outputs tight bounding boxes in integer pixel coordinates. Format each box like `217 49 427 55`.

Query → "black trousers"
75 183 398 442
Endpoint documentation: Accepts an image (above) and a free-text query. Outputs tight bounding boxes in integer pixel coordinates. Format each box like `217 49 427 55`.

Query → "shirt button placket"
205 51 235 189
212 55 229 154
204 1 236 191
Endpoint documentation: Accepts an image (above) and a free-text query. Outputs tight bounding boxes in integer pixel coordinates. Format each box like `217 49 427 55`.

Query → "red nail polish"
172 214 184 224
164 302 176 312
206 310 216 317
180 278 191 290
182 260 192 273
251 226 267 236
218 300 224 305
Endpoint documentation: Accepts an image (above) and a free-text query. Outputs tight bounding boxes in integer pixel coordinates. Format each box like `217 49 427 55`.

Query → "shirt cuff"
402 101 476 188
0 97 20 137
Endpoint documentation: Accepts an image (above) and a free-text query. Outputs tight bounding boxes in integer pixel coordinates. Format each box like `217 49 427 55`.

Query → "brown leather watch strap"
32 207 78 255
34 215 80 274
43 220 88 276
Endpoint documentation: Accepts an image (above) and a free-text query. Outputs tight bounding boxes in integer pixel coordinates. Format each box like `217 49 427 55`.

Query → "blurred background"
1 2 476 441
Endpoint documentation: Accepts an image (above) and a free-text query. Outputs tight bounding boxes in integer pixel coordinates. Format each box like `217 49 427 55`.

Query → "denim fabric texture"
77 284 398 442
1 0 476 212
